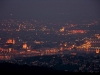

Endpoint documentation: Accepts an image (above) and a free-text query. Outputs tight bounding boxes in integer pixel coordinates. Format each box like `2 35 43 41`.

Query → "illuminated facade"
59 27 65 32
23 43 27 49
6 39 15 44
96 49 99 54
72 30 85 34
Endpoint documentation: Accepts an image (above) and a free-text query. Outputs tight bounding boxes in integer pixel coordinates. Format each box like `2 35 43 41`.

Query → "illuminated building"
34 40 41 44
97 36 100 39
76 40 91 51
27 49 31 52
42 27 46 31
59 27 65 32
23 43 27 49
96 49 99 54
64 43 67 47
8 48 12 52
59 47 63 51
71 30 85 34
72 45 75 48
83 41 91 50
6 39 15 44
12 39 15 44
95 34 100 39
6 39 12 43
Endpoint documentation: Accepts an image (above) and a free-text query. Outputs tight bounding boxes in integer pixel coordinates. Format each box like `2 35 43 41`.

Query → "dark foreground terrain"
0 62 100 75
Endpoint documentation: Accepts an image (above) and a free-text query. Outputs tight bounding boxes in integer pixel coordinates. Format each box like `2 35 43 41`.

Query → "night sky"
0 0 100 21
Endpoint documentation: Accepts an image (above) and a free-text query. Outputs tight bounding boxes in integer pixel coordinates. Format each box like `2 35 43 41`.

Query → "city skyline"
0 0 100 73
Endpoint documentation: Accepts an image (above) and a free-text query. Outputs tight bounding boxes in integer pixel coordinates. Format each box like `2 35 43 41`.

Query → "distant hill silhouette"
0 62 63 74
0 62 100 74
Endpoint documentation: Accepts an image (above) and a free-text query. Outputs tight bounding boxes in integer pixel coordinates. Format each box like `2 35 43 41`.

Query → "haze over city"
0 0 100 73
0 0 100 21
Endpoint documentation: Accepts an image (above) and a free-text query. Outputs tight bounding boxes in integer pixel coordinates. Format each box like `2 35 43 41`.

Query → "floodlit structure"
23 43 27 49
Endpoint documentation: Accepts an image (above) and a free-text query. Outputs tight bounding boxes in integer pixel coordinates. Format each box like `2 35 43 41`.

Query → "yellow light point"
64 43 67 47
72 45 75 48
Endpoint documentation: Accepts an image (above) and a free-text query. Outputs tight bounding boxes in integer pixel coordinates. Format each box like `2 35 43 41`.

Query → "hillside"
0 62 99 74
